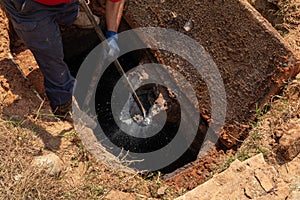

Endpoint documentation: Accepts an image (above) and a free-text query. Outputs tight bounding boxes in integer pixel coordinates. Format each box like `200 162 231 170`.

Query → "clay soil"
0 0 299 199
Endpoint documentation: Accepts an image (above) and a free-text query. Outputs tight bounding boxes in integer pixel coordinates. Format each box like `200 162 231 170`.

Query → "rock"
31 153 63 176
105 190 135 200
157 186 168 195
14 174 21 182
288 190 300 200
183 19 193 31
279 122 300 160
279 155 300 200
254 170 274 192
175 154 290 200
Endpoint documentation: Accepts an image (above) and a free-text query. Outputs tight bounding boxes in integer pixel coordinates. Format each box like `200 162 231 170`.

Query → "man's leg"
2 0 77 114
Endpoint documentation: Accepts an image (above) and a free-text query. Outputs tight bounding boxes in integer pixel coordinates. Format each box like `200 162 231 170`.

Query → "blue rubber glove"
105 31 120 62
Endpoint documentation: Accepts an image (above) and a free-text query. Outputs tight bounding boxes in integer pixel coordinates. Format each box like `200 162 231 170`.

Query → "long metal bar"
79 0 147 118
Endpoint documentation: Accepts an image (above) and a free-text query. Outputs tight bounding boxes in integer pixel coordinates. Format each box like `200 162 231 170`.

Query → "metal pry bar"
79 0 147 118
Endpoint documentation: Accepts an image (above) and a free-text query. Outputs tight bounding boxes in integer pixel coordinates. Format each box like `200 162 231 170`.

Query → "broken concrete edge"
220 73 300 148
240 0 300 109
75 122 137 174
241 0 300 60
174 153 289 200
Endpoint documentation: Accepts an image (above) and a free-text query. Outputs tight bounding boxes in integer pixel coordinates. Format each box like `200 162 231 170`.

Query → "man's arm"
106 0 125 32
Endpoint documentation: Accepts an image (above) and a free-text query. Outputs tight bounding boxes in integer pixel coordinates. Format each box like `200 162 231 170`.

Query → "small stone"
183 19 193 32
275 130 283 138
31 153 63 176
157 186 168 195
279 123 300 160
14 174 21 181
106 190 135 200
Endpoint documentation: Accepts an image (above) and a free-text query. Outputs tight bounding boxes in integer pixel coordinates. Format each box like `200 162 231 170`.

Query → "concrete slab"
123 0 300 147
175 154 291 200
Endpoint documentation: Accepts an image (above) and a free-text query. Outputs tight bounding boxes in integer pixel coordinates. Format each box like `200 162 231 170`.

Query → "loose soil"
0 0 299 199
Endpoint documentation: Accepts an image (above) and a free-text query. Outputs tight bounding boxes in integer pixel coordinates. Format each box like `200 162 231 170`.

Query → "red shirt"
34 0 121 6
34 0 71 5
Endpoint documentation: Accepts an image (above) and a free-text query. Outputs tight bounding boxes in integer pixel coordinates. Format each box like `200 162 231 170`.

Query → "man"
2 0 124 118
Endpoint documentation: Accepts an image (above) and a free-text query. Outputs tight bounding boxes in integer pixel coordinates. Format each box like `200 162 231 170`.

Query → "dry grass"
272 0 300 54
0 118 60 199
0 116 179 199
235 74 300 164
213 74 300 174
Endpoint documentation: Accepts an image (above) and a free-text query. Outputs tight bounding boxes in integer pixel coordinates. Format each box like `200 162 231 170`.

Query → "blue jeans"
2 0 78 107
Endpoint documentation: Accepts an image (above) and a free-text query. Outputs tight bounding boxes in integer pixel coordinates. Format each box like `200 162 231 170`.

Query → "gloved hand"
105 31 120 62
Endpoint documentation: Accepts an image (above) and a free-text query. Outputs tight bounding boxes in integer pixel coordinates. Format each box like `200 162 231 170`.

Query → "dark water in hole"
95 68 181 153
93 52 207 172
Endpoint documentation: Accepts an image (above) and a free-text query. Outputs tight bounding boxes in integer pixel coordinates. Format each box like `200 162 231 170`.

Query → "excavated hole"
2 0 298 192
62 21 209 173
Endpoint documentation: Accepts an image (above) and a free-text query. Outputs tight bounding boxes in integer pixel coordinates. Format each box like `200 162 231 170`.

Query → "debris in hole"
127 69 149 85
132 114 144 123
121 91 168 127
152 92 168 113
167 88 177 98
119 69 170 126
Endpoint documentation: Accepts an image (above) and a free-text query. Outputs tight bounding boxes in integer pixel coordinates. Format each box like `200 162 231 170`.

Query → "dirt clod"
278 120 300 160
105 190 135 200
